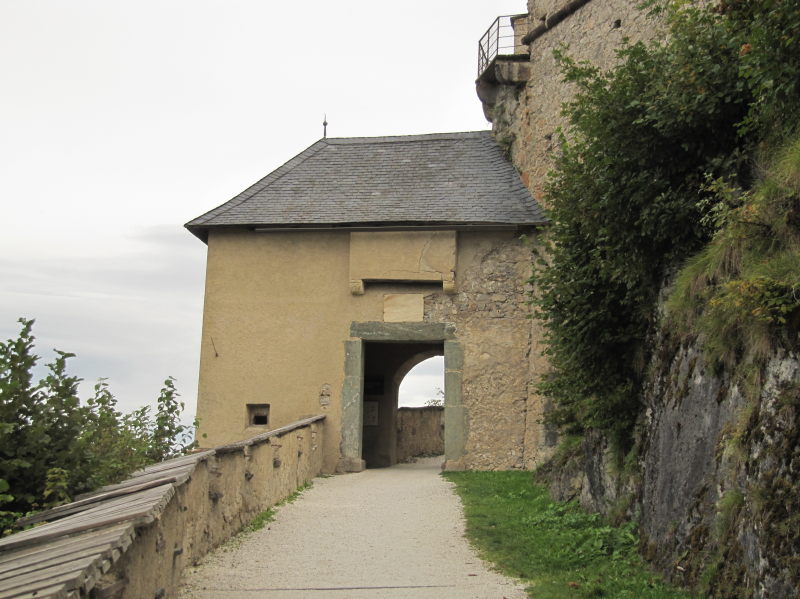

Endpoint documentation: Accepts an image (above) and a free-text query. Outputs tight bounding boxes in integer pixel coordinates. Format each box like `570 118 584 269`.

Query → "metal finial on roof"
323 114 328 139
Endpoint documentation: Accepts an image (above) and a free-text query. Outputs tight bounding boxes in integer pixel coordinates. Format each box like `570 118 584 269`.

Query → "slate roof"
186 131 546 241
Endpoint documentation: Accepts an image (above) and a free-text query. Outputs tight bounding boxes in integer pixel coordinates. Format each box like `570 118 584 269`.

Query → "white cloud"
399 357 445 408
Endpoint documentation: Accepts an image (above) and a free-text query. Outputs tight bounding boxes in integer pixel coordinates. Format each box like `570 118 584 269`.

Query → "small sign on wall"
364 401 379 426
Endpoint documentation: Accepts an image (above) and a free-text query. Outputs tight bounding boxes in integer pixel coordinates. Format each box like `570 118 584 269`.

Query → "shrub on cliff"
532 0 800 446
0 318 196 533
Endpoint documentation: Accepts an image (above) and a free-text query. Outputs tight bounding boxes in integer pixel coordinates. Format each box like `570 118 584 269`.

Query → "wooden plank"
16 473 187 527
39 486 174 529
74 467 191 499
0 555 102 594
0 498 163 553
2 583 68 599
0 524 131 565
125 452 209 480
0 565 87 596
141 450 212 473
3 488 165 550
71 451 209 502
14 482 171 535
0 542 117 578
28 483 174 527
1 553 104 596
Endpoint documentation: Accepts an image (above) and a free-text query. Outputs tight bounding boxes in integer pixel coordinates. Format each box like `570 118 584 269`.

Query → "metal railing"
478 14 528 77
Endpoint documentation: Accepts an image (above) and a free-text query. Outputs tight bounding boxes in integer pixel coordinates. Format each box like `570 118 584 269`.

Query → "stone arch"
393 348 444 396
338 322 465 472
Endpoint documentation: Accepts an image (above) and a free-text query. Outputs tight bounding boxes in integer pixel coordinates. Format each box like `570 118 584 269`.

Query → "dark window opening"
247 403 270 426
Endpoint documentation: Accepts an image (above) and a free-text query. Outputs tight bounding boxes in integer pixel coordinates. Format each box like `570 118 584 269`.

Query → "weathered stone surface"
487 0 665 205
640 344 800 597
396 407 444 462
539 337 800 598
338 340 365 473
426 232 544 470
489 2 799 595
350 321 454 341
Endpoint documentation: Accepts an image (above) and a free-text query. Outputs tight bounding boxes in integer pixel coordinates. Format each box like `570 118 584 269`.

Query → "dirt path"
176 457 528 598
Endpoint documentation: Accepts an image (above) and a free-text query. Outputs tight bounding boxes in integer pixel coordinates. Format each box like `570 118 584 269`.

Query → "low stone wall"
108 417 325 599
0 417 327 599
396 407 444 462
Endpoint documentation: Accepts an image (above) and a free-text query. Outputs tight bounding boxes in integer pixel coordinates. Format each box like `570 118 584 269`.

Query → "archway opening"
398 356 444 408
361 342 443 468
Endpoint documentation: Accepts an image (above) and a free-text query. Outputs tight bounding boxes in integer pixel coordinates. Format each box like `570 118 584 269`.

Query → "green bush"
532 0 800 446
0 318 196 533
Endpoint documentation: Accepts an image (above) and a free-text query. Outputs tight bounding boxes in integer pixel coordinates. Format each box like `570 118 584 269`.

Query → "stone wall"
425 231 550 470
396 407 444 462
482 0 665 204
473 0 666 472
640 345 800 597
105 418 325 599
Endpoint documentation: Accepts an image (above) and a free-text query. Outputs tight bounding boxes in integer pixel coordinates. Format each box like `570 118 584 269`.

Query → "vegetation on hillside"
667 139 800 370
532 0 800 448
0 318 196 533
444 471 697 599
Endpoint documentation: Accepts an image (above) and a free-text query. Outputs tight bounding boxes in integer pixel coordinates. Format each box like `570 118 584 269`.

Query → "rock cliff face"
640 343 800 597
540 336 800 597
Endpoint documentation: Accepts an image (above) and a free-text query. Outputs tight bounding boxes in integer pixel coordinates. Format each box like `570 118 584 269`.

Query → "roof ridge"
326 130 490 145
186 139 329 227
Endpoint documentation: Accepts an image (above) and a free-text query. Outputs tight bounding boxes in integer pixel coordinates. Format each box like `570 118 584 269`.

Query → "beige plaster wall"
350 230 456 283
197 228 543 471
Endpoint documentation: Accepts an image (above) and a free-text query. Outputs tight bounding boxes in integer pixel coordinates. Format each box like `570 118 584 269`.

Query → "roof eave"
185 219 549 243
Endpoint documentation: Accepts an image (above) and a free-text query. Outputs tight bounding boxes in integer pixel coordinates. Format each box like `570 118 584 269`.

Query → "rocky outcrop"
538 336 800 598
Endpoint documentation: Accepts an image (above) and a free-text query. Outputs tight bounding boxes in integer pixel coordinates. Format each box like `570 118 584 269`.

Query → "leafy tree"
0 318 196 533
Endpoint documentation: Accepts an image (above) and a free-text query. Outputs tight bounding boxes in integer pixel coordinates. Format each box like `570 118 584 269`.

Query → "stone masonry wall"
424 232 547 470
475 0 666 471
481 2 800 596
487 0 665 204
396 407 444 462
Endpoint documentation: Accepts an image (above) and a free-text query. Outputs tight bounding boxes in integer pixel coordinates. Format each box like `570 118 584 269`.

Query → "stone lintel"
350 322 455 342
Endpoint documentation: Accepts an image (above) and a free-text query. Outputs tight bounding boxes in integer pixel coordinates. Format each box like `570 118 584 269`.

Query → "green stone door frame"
337 322 466 472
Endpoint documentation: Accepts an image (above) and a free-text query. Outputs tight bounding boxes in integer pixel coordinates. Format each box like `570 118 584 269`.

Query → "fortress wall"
488 0 665 204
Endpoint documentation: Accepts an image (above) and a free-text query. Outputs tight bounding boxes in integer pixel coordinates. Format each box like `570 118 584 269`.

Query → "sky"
0 0 525 419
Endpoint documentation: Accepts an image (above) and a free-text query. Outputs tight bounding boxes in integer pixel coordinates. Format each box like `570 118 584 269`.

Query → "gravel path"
176 457 529 598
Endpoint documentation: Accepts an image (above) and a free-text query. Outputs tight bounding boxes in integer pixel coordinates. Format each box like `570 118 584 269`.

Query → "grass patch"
243 481 312 533
443 471 697 599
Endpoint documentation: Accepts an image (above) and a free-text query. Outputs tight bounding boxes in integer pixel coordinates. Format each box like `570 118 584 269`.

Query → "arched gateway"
185 131 549 472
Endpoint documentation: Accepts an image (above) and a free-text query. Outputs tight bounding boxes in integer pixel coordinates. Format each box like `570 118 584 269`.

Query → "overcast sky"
0 0 524 420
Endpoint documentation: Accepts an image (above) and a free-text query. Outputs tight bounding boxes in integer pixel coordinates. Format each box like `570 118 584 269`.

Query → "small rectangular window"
247 403 270 427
